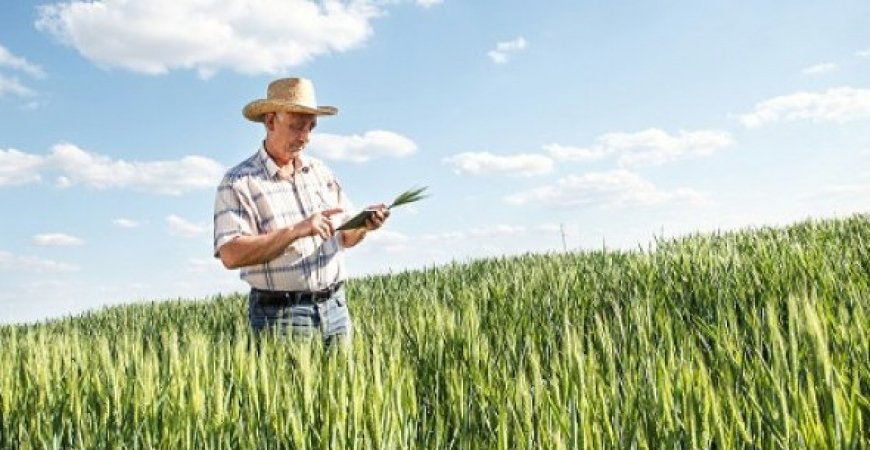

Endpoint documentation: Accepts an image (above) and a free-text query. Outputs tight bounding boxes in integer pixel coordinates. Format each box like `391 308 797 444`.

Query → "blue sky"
1 0 869 324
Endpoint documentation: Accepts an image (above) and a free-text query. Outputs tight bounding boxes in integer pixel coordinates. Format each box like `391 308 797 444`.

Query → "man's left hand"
364 204 390 231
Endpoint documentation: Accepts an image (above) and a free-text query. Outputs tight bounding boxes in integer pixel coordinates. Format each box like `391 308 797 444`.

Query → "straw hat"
243 77 338 122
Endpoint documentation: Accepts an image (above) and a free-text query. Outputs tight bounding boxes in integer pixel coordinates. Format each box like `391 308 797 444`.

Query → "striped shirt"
213 145 354 291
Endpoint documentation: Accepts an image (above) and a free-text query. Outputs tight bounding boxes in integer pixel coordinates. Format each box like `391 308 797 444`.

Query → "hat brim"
243 99 338 122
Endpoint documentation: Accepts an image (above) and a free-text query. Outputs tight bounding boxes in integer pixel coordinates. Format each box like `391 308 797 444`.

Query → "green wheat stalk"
337 186 428 230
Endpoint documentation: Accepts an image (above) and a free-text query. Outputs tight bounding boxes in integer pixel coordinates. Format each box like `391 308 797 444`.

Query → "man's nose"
299 128 311 142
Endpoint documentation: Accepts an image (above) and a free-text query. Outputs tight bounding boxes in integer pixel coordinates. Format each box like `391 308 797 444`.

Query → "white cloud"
416 0 443 7
546 128 733 167
0 44 43 104
0 144 225 194
310 130 417 163
608 129 733 167
443 151 553 176
738 87 870 127
36 0 381 77
856 49 870 58
0 44 45 78
504 170 708 209
166 215 209 238
32 233 85 247
0 148 46 185
0 251 79 272
543 143 607 162
0 74 36 99
800 62 838 76
112 218 142 229
488 36 527 64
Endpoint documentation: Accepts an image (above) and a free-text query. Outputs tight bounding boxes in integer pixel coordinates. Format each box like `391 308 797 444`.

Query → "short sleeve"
213 177 256 257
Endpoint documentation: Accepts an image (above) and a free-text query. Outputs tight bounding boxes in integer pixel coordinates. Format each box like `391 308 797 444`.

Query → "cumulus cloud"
488 36 527 64
32 233 85 247
504 170 708 209
0 148 46 185
50 144 225 194
166 215 209 238
36 0 381 77
800 62 838 76
0 144 224 194
309 130 416 163
0 251 79 272
443 152 553 176
543 143 607 162
416 0 443 7
546 128 733 167
738 87 870 127
606 129 732 167
112 218 142 229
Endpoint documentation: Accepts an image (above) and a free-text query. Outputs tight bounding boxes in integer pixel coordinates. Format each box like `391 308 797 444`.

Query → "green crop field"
1 215 868 449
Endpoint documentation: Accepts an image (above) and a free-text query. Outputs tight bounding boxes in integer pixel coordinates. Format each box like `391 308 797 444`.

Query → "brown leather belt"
251 282 344 306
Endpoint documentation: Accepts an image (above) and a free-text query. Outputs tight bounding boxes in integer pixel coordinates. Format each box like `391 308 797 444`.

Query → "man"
213 77 389 345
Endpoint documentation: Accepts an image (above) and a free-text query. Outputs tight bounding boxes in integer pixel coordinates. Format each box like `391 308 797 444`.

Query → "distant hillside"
1 214 868 449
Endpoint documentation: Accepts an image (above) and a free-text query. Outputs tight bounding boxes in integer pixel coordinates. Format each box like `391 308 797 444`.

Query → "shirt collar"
257 142 311 179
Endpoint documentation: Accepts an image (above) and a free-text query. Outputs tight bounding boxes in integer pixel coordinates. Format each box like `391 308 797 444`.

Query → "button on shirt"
213 145 354 291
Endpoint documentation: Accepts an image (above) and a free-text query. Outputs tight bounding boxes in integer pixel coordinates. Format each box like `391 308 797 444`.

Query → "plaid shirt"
213 145 354 291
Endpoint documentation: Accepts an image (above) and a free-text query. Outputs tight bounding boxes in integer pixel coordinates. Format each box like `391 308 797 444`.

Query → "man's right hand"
299 208 343 239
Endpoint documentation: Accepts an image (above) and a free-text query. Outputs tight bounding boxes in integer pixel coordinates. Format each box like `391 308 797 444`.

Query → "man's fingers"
317 222 331 240
364 209 388 230
321 208 344 217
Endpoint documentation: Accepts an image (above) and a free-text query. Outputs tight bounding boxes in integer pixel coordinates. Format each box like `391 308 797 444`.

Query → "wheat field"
1 215 868 449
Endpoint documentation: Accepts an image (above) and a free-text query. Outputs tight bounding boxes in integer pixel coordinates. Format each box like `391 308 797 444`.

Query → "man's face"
266 111 317 159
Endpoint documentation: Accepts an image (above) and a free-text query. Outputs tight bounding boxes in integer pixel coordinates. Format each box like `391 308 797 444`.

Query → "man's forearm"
219 226 301 269
341 228 367 249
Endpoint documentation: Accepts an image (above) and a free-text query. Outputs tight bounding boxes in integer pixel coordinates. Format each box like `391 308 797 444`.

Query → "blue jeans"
249 288 352 346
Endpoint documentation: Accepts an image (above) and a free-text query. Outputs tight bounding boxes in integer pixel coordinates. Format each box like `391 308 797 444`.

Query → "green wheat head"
337 186 429 230
388 186 429 209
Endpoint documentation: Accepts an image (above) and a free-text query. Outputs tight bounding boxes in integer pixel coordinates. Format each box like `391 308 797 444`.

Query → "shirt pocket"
315 179 340 208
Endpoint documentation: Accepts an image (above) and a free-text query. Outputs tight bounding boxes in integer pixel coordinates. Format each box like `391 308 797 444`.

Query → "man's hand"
300 208 343 239
364 204 390 231
340 204 390 249
218 207 343 269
